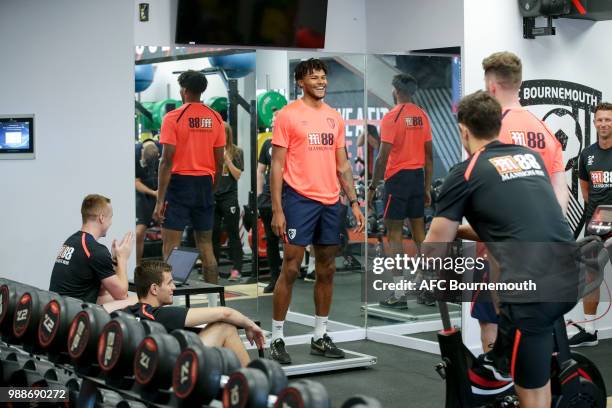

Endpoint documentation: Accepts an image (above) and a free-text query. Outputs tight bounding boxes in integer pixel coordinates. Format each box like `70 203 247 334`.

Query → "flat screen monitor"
175 0 328 48
0 115 35 159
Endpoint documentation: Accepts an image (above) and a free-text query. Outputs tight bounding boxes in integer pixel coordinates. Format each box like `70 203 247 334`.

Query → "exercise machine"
436 205 612 407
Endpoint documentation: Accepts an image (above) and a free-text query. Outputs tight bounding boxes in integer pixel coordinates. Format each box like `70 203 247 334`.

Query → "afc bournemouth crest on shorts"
520 79 602 234
326 118 335 129
230 206 236 214
288 229 297 240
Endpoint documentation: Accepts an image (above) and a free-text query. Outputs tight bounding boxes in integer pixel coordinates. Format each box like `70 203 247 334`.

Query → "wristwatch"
368 184 376 192
350 198 359 207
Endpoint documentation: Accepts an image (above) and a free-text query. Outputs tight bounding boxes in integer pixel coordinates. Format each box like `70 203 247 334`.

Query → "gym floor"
180 268 612 407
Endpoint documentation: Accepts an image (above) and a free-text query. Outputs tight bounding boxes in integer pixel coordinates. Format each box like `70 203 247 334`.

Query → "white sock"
308 253 316 273
272 320 285 341
314 315 328 341
207 293 218 307
584 315 596 333
394 275 405 298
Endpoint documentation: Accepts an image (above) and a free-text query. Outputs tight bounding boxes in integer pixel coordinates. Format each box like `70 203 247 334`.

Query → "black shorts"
496 302 575 389
282 185 342 246
163 174 214 232
136 194 156 227
383 169 425 220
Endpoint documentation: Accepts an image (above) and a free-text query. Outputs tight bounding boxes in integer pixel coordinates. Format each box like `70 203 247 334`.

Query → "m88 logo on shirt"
405 116 423 127
590 171 612 188
510 131 546 149
188 117 213 129
489 153 545 181
55 245 75 265
307 132 335 150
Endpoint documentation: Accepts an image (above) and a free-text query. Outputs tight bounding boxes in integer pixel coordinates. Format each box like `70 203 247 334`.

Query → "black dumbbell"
274 379 331 408
172 343 241 404
341 395 382 408
9 356 57 387
222 358 288 408
11 288 60 351
67 303 111 371
117 400 148 408
97 311 166 379
0 349 32 385
38 296 84 358
66 377 82 406
0 281 33 340
96 388 126 406
133 329 202 393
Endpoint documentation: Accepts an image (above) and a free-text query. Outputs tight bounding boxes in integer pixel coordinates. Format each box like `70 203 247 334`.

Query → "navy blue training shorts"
282 184 342 246
163 174 214 232
383 169 425 220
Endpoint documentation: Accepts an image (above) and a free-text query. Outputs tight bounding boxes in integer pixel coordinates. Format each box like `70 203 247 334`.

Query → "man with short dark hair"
427 91 576 407
49 194 136 312
123 260 264 367
367 73 433 309
154 70 225 291
269 58 365 364
571 102 612 346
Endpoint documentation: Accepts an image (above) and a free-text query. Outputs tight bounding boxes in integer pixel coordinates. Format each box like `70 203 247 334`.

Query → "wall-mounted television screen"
0 115 35 159
175 0 328 49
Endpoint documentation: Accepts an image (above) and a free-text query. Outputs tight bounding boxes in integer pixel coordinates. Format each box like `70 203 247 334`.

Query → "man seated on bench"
123 260 265 367
49 194 138 312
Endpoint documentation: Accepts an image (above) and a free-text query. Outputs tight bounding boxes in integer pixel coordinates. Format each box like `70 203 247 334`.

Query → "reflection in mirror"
254 51 367 353
364 53 463 348
134 48 258 315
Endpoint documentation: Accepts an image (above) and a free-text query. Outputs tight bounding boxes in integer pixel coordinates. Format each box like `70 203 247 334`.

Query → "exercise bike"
435 205 612 407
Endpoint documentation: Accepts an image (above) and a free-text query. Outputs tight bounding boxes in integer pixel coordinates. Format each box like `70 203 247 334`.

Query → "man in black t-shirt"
135 140 159 265
426 91 576 408
571 102 612 347
257 137 282 293
49 194 136 312
123 260 265 367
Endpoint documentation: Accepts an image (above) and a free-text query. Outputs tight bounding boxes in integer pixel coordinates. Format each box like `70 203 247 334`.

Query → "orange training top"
498 108 564 176
381 103 432 180
160 103 225 176
272 99 345 205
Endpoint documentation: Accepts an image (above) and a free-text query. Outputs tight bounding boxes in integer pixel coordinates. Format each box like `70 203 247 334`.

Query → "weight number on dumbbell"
38 300 60 347
13 294 32 336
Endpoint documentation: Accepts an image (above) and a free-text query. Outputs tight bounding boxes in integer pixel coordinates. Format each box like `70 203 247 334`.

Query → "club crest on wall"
520 80 602 236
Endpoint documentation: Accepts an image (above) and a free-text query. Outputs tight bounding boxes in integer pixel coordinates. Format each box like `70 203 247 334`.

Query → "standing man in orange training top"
461 52 570 352
367 73 433 309
269 58 365 364
153 70 225 292
483 51 568 211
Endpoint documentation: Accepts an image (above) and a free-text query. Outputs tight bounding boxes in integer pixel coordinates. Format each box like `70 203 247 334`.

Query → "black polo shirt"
578 142 612 224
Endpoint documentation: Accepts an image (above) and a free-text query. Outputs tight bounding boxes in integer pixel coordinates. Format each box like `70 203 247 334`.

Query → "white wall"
365 0 464 54
134 0 177 47
462 0 612 350
256 50 289 92
0 0 135 289
324 0 367 53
